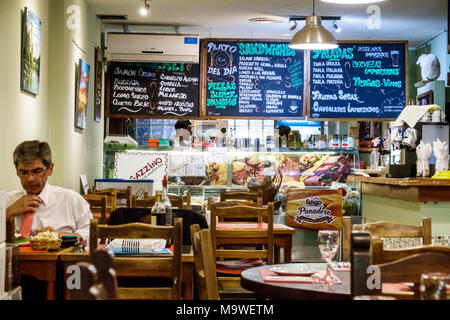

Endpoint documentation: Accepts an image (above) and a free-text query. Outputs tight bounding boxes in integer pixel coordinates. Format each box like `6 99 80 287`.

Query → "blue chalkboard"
203 39 305 118
309 42 407 120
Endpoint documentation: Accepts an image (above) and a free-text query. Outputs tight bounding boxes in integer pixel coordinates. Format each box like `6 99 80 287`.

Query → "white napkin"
433 139 449 174
416 140 433 177
107 238 166 253
393 105 445 128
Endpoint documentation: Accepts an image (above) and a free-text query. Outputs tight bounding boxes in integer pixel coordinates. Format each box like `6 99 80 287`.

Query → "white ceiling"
86 0 448 48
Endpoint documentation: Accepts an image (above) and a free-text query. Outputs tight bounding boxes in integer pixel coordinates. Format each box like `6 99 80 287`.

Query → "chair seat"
216 258 265 275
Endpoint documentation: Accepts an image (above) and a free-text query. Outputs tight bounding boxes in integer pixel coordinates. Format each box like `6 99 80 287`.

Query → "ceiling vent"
97 15 128 21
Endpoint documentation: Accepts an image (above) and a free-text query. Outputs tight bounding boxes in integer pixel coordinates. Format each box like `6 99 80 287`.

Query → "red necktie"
20 212 34 238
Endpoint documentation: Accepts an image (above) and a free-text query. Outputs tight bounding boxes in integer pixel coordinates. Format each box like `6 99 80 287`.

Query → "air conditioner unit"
106 33 199 63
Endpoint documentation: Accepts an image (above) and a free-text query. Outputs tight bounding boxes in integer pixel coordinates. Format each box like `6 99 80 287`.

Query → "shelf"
108 146 359 155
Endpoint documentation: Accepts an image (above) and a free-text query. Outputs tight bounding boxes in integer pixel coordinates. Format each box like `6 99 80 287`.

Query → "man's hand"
35 226 81 240
6 195 42 220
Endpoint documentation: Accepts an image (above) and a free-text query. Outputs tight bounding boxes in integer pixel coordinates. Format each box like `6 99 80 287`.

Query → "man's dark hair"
13 140 52 168
174 120 192 130
278 125 291 138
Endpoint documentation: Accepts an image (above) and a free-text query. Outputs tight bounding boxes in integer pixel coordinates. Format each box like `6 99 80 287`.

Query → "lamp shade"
289 15 338 50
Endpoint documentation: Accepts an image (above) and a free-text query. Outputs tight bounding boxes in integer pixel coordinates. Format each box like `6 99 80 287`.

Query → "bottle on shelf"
370 138 382 170
162 175 172 226
151 190 166 225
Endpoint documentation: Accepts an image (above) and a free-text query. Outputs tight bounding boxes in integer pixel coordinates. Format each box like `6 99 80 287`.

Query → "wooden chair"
210 202 274 297
343 216 432 261
90 186 132 208
351 231 450 300
372 237 450 264
183 191 192 210
69 248 118 300
83 193 117 224
89 218 183 300
220 189 263 205
144 191 191 210
131 194 184 209
207 198 263 222
190 224 220 300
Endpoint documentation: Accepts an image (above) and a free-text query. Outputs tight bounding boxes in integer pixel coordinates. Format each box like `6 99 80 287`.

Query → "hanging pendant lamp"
289 0 338 50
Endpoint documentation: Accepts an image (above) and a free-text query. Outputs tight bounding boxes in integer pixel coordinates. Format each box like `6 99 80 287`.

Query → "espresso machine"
388 124 417 178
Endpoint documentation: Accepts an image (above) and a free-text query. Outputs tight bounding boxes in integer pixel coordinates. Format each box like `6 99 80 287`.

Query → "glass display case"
103 144 359 199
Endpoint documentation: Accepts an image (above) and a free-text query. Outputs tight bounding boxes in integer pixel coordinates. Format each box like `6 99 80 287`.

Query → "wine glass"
420 273 449 300
318 230 340 281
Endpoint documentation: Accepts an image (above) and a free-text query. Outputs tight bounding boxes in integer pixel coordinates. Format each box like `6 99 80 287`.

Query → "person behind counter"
174 119 193 147
277 125 291 148
5 140 93 242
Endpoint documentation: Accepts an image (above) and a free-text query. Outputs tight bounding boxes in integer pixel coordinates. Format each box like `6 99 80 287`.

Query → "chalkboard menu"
309 41 408 120
106 61 199 118
203 39 305 118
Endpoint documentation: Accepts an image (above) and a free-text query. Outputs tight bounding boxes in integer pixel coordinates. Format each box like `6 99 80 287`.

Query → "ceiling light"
140 0 150 16
332 21 341 32
320 0 386 4
289 0 338 50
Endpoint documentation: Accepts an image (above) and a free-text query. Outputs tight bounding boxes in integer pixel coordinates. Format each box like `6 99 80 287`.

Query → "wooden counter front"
351 176 450 202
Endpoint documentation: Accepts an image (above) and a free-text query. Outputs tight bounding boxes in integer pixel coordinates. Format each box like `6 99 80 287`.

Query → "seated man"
6 140 93 243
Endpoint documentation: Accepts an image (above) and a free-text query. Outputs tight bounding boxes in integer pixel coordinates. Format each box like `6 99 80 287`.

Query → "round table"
240 263 351 300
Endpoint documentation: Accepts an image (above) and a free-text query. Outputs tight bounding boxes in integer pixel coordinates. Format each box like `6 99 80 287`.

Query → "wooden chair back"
210 202 274 265
90 186 132 208
69 248 118 300
183 192 192 210
220 189 263 205
207 198 263 222
351 231 450 299
6 218 15 243
343 216 432 261
350 231 372 297
89 218 183 300
83 193 117 224
372 238 450 265
190 224 220 300
131 194 184 209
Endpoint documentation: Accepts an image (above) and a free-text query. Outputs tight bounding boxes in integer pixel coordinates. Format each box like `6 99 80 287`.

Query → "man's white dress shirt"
6 183 93 241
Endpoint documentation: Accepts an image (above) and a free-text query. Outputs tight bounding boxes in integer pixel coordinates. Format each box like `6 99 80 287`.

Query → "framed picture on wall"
94 47 103 123
417 90 433 106
75 59 91 129
21 7 42 95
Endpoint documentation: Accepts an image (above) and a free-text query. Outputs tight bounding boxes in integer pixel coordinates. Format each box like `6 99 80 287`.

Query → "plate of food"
15 233 30 246
269 266 321 276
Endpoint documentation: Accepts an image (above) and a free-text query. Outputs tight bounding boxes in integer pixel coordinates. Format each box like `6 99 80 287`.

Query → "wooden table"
240 263 351 300
216 223 295 264
59 249 195 300
19 246 71 300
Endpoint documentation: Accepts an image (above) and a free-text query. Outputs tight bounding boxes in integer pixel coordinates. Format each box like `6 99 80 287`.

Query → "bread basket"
30 238 62 250
30 231 62 250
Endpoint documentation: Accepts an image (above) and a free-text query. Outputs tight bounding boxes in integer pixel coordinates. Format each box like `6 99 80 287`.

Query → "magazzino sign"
114 152 168 192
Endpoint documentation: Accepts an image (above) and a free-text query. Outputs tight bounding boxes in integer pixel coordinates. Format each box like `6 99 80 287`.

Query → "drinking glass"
318 230 339 281
420 273 449 300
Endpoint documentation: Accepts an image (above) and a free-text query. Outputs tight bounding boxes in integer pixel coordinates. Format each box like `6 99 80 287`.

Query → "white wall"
0 0 50 191
0 0 104 193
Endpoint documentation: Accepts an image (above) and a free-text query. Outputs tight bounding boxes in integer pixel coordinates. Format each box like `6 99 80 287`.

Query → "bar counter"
352 176 450 242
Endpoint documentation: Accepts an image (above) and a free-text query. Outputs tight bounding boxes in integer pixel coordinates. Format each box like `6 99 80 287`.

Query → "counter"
353 176 450 245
